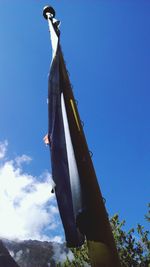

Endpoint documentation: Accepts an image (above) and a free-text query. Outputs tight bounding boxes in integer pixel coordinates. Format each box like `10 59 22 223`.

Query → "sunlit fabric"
48 39 85 246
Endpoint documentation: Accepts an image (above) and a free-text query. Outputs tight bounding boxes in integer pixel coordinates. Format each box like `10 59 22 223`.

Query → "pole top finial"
43 6 55 19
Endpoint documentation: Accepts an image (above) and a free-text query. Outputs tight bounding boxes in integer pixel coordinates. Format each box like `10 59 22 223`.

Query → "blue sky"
0 1 149 241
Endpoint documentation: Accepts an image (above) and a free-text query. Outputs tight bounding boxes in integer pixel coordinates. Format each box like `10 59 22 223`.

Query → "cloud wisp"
0 140 62 242
0 140 8 159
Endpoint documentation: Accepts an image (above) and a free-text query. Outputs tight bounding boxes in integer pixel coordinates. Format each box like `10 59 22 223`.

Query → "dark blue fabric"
0 241 20 267
48 46 84 247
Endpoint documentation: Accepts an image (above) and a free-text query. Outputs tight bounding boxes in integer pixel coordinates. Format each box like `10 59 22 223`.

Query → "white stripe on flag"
48 18 59 61
61 93 82 216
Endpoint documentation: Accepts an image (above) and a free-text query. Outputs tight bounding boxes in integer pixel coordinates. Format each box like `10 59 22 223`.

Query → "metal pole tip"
43 6 55 19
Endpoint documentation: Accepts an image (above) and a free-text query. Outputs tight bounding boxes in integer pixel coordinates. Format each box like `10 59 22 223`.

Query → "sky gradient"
0 1 149 241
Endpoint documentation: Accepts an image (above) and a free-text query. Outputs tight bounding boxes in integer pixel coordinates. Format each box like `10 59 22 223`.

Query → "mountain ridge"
1 238 73 267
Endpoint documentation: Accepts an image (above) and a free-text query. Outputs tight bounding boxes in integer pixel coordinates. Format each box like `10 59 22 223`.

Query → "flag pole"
43 6 121 267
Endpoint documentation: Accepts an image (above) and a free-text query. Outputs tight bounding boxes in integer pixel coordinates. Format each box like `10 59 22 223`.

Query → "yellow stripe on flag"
70 99 81 131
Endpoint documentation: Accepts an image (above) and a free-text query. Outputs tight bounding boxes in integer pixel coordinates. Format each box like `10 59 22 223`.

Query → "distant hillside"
2 239 73 267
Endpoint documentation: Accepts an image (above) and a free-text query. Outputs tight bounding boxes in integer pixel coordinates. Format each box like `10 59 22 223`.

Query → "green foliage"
69 241 91 266
110 214 150 267
62 205 150 267
145 203 150 222
57 241 91 267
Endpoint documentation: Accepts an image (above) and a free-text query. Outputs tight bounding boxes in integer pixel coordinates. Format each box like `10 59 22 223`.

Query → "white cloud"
0 140 8 159
51 235 63 243
15 250 23 262
15 154 32 167
0 140 63 242
52 243 74 264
